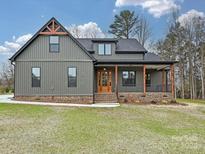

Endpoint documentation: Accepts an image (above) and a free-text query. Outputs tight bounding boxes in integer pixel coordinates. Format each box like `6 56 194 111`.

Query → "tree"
156 10 205 99
68 22 105 38
0 62 14 89
136 16 152 47
109 10 139 39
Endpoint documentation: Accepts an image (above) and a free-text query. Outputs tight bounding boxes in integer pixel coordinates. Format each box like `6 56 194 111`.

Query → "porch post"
162 68 165 94
143 65 146 96
170 64 175 97
115 65 118 98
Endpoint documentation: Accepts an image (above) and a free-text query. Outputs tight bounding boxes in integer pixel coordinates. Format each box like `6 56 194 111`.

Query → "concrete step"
94 93 118 103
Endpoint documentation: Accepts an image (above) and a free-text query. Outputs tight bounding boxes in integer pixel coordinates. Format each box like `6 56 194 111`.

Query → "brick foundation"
14 95 93 104
118 92 175 104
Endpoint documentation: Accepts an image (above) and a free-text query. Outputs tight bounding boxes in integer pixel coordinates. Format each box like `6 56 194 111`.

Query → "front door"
97 69 112 93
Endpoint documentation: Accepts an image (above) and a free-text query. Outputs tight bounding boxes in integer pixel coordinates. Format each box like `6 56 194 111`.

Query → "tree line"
155 11 205 99
108 10 205 99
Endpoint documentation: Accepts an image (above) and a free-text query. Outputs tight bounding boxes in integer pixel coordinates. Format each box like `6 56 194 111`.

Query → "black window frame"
98 43 112 55
122 71 136 87
49 36 60 53
146 72 151 87
68 67 77 87
31 67 41 88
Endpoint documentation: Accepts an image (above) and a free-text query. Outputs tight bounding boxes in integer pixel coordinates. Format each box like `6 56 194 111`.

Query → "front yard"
0 103 205 154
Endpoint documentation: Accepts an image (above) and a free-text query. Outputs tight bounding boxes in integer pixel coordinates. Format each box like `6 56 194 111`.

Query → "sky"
0 0 205 63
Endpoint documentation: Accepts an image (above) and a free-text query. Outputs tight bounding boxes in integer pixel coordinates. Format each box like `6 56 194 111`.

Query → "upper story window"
49 36 59 53
122 71 136 86
32 67 41 87
98 44 111 55
68 67 77 87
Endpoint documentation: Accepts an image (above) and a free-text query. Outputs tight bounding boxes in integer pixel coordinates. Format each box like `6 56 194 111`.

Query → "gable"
10 17 95 62
16 35 94 61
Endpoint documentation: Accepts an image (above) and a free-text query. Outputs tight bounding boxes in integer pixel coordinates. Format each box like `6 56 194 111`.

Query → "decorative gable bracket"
39 19 68 35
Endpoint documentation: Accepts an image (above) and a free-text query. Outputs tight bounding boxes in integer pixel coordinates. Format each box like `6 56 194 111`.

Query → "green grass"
0 104 205 154
177 98 205 104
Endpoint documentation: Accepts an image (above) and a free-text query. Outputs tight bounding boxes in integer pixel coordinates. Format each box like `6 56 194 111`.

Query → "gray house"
10 17 176 104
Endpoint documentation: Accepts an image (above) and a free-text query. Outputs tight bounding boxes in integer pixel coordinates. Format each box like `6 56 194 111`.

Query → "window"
98 44 111 55
68 67 77 87
49 36 59 52
122 71 136 86
146 73 151 87
32 67 40 87
105 44 111 55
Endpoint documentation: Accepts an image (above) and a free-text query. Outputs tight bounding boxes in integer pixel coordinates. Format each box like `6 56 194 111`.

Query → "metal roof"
94 52 176 64
77 38 147 53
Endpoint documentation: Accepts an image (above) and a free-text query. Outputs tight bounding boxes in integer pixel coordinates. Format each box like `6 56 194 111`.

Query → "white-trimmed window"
49 36 59 52
68 67 77 87
98 44 111 55
32 67 41 87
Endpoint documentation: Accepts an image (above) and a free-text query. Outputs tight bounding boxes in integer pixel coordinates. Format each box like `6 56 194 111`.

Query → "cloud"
0 46 9 53
178 9 205 27
67 22 106 38
15 34 33 44
115 0 181 18
0 34 32 56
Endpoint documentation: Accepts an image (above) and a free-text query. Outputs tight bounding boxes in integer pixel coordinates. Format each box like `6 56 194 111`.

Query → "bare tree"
68 24 81 38
68 23 105 38
200 44 205 99
136 16 152 47
0 62 14 88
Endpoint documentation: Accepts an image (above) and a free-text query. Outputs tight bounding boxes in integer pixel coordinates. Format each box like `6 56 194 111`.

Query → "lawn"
0 103 205 154
177 98 205 104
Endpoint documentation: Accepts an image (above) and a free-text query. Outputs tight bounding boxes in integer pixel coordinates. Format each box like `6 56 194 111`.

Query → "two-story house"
10 17 176 104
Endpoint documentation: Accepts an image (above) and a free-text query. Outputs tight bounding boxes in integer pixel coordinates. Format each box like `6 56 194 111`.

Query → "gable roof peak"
9 17 96 62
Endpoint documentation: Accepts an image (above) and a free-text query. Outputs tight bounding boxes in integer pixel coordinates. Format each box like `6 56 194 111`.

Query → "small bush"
0 86 14 94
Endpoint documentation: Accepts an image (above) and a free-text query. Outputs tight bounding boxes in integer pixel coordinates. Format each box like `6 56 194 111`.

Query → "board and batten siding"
92 43 144 60
15 35 93 96
16 35 92 61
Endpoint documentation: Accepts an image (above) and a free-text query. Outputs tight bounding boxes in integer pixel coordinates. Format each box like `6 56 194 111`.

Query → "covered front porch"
94 64 175 103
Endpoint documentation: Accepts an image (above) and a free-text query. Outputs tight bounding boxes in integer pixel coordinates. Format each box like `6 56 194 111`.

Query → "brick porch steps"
94 93 118 103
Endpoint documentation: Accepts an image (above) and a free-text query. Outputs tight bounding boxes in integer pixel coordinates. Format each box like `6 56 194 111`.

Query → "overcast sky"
0 0 205 63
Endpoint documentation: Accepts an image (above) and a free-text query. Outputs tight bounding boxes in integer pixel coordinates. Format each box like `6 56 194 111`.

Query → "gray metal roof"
77 38 147 53
94 53 176 64
116 39 147 53
144 52 161 61
95 59 176 65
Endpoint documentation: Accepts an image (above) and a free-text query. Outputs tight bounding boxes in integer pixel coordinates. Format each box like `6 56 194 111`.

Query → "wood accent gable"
10 17 96 62
39 19 68 35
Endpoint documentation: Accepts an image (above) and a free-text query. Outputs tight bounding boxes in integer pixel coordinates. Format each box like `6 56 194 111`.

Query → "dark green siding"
15 35 93 96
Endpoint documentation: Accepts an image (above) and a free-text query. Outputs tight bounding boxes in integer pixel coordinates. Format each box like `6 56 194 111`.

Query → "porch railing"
118 84 171 93
146 84 171 92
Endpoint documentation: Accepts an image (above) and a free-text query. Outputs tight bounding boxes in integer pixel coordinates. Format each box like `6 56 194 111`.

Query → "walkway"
0 95 120 108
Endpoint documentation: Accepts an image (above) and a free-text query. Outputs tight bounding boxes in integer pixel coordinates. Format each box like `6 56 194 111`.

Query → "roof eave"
115 51 147 54
95 60 177 65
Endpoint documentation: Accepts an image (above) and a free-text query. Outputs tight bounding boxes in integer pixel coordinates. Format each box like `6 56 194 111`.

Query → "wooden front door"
97 69 112 93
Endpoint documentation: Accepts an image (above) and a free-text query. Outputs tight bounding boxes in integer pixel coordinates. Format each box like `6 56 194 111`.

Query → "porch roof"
95 59 177 65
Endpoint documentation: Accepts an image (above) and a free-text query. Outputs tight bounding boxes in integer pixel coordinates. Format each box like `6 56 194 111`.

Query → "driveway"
0 94 120 108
